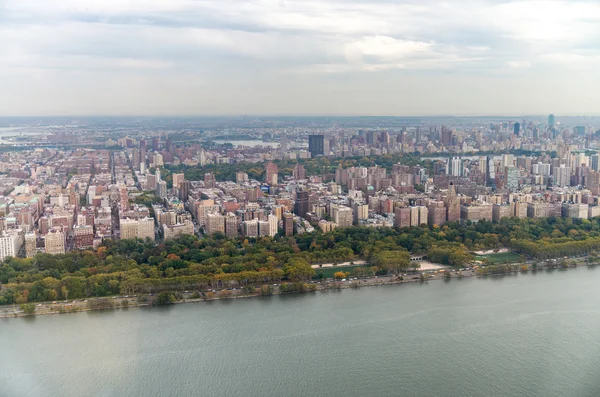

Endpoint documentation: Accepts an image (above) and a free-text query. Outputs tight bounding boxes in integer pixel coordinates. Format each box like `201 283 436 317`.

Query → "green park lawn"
314 265 368 279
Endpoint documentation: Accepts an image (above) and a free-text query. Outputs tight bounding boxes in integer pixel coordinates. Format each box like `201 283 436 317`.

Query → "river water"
2 268 600 397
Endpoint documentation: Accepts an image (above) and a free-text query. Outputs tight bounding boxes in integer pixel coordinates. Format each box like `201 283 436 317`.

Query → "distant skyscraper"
308 135 325 157
513 122 521 135
548 114 555 126
152 136 159 151
441 127 453 146
486 155 494 186
575 125 586 136
591 154 600 172
139 139 147 168
447 156 463 177
366 131 376 145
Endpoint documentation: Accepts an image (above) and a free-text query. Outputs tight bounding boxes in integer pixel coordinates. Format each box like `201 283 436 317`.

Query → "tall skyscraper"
308 135 325 157
591 154 600 172
548 114 555 126
513 122 521 135
366 131 376 145
294 189 309 218
447 157 463 177
139 139 147 168
441 127 453 146
486 155 493 186
282 212 294 236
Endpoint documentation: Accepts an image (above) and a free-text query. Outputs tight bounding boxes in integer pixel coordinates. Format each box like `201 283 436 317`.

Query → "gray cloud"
1 0 600 116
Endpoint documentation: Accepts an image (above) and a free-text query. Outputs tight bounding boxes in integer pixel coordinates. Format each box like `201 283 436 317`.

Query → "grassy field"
314 265 369 279
474 252 522 264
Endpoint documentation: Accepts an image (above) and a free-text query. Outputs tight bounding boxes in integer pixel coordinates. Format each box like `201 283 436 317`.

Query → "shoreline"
2 261 595 319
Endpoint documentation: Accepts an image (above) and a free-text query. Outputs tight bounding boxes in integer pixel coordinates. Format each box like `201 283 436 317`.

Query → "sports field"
474 251 522 264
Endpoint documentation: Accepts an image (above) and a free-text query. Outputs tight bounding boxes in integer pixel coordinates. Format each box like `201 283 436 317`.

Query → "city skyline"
2 0 600 116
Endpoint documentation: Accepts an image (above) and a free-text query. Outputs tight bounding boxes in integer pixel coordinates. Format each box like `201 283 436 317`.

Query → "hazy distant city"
0 114 596 260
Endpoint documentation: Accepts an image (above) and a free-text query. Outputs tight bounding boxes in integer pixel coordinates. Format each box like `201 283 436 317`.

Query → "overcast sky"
1 0 600 117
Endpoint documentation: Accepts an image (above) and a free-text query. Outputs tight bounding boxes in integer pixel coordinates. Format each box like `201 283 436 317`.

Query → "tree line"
2 217 600 305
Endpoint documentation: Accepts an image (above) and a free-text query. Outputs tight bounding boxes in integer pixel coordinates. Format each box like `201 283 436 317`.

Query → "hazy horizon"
2 0 600 117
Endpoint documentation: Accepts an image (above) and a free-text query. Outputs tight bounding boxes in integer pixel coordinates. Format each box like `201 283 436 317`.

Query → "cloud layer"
2 0 600 116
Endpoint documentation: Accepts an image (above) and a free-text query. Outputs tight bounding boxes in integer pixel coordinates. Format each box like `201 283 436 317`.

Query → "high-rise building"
204 173 216 188
0 230 23 261
448 157 463 177
265 162 278 185
283 213 294 236
353 203 369 224
294 189 310 218
445 183 460 222
172 173 185 190
179 181 191 202
225 213 239 237
267 214 278 237
575 125 586 136
138 218 155 241
428 201 446 227
441 127 453 146
591 154 600 172
119 184 128 211
242 219 259 238
146 174 157 191
513 122 521 135
394 207 411 228
206 213 225 235
156 180 167 199
74 225 94 249
152 136 159 151
163 220 194 240
120 218 155 241
308 135 325 157
548 114 555 126
553 164 571 187
44 229 65 255
139 139 147 168
332 205 353 227
25 233 36 258
492 204 512 222
236 172 249 184
293 164 306 180
504 167 519 191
